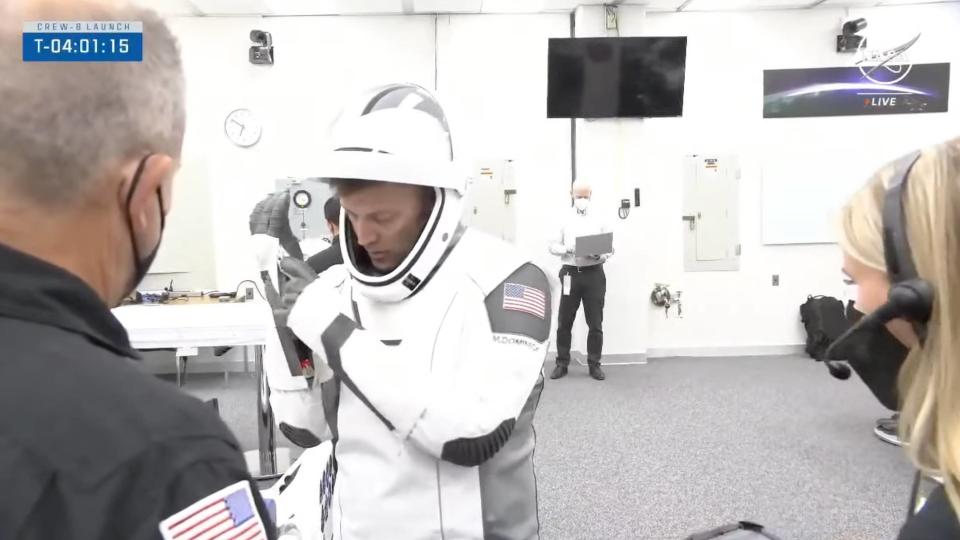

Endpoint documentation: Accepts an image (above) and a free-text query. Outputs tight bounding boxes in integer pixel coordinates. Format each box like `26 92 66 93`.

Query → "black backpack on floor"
799 295 848 361
684 521 783 540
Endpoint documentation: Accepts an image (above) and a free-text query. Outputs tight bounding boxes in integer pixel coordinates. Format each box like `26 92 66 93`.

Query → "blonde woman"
829 138 960 538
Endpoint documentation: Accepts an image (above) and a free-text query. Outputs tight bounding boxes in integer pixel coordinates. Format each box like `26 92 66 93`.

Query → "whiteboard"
761 148 894 245
759 107 960 246
147 149 217 287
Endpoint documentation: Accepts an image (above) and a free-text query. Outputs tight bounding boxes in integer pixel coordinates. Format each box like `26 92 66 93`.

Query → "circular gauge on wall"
293 189 312 209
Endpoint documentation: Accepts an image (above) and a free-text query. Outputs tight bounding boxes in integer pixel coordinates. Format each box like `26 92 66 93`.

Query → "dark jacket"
306 235 344 275
0 242 275 540
899 484 960 540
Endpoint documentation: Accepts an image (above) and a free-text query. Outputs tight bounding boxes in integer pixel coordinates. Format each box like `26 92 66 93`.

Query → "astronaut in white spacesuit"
255 83 552 539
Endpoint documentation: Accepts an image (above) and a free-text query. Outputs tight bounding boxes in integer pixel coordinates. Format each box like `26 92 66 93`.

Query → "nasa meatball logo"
855 32 920 86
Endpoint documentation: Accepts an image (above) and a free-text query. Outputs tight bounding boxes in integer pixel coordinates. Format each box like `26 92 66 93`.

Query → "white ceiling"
133 0 958 16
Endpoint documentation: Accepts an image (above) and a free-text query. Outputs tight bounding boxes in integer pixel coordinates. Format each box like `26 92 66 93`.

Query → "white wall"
569 3 960 357
437 14 570 269
160 3 960 362
145 126 217 291
140 15 435 373
163 14 435 291
435 13 573 354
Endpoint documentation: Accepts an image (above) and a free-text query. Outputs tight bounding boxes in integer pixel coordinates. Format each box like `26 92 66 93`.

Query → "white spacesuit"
260 84 552 539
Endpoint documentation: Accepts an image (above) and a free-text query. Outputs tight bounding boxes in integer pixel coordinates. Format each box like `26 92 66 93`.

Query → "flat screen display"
547 36 688 118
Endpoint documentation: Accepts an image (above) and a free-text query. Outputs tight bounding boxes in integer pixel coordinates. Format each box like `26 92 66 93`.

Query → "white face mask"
574 198 590 212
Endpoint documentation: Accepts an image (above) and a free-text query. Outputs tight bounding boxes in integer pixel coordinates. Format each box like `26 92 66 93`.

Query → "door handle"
682 215 697 231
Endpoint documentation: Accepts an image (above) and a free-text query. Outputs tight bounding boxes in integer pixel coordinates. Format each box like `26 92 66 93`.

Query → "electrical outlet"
772 274 780 287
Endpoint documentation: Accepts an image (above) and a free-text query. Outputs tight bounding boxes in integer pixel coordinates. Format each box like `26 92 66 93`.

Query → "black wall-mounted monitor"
547 36 688 118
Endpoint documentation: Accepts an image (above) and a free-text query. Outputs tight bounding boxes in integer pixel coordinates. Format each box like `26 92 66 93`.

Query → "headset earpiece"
888 278 934 344
887 279 935 324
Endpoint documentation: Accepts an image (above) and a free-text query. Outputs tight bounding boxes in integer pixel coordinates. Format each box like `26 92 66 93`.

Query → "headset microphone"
824 300 908 380
822 279 933 380
823 306 894 380
824 357 852 380
823 309 890 380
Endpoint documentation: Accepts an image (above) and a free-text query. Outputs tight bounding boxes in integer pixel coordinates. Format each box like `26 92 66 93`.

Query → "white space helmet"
318 83 466 303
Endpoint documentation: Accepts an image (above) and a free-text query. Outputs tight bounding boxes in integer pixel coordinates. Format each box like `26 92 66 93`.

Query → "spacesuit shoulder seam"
482 263 551 343
465 255 541 296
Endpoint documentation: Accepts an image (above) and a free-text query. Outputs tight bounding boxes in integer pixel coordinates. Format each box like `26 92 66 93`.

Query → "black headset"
823 150 935 379
880 150 936 342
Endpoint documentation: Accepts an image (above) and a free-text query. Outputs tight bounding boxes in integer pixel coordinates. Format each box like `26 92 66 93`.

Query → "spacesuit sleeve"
263 326 332 448
302 263 551 467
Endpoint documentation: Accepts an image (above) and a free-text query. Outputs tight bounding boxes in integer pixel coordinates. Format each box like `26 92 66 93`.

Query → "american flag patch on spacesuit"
159 480 268 540
503 282 546 319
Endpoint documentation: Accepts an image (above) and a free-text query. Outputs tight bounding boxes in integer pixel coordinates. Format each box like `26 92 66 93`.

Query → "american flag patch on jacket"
503 282 546 319
159 480 268 540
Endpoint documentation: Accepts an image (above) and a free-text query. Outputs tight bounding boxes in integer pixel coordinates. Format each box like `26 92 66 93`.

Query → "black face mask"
123 155 166 299
827 302 909 410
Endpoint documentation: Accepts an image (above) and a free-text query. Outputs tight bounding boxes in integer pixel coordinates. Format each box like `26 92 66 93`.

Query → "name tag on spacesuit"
493 333 542 350
562 274 571 296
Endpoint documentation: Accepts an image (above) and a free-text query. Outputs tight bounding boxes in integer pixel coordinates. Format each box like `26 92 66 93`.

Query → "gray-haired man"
0 1 274 538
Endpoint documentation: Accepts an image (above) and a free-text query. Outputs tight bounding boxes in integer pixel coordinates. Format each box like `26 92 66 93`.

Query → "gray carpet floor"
175 354 915 540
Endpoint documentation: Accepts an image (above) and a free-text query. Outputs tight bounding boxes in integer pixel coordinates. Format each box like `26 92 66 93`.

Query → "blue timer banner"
22 21 143 62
